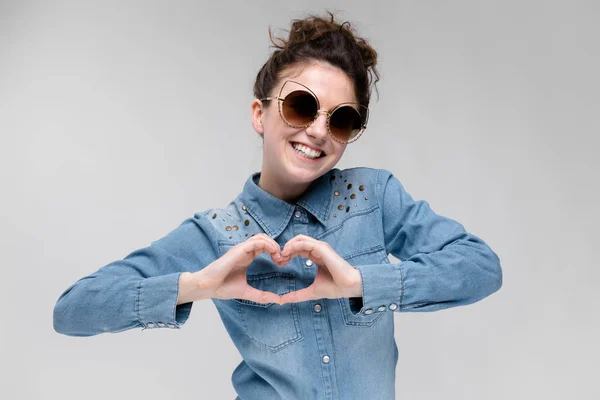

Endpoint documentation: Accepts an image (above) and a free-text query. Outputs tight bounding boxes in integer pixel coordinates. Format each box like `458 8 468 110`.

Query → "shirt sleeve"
348 169 502 314
53 211 219 336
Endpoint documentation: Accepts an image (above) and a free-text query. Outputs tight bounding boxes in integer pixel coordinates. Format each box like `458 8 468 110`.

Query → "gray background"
1 0 598 399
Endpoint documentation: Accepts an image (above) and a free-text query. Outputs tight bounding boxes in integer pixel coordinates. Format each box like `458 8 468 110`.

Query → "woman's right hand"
176 234 286 305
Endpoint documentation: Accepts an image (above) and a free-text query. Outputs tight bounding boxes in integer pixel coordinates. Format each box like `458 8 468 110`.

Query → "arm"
53 212 218 336
349 169 502 314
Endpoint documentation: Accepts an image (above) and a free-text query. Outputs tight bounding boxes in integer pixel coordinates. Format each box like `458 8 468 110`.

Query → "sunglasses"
260 80 369 144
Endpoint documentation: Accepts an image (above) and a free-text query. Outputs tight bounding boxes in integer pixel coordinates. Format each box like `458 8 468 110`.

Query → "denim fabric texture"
54 166 502 399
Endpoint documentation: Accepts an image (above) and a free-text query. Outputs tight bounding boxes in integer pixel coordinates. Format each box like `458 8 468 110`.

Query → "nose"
305 111 328 142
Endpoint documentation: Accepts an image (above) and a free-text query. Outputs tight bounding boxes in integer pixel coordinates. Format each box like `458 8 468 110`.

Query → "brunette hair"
253 12 380 109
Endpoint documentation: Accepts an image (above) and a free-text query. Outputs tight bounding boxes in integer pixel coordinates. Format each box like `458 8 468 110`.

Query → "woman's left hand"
276 234 362 305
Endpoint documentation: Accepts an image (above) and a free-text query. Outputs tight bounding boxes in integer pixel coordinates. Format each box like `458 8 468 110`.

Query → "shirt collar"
237 170 335 239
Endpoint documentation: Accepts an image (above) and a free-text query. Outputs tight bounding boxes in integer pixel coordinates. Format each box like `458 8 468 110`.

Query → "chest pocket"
338 245 390 327
234 272 303 352
218 242 303 352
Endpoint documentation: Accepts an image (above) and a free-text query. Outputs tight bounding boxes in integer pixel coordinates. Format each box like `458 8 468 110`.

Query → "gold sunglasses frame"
260 80 369 144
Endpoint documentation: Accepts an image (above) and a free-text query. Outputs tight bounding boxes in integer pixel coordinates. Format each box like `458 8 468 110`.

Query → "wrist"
348 268 363 298
177 272 211 304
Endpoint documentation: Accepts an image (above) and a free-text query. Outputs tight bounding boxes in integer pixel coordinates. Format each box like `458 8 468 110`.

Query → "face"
251 61 357 202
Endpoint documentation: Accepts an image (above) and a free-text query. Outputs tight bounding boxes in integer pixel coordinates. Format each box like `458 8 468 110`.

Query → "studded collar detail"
237 170 334 238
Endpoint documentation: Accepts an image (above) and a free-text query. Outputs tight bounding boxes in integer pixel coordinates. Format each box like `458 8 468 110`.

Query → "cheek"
262 110 285 134
332 144 347 158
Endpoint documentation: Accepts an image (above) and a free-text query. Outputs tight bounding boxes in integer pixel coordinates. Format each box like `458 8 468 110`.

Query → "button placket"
292 207 308 224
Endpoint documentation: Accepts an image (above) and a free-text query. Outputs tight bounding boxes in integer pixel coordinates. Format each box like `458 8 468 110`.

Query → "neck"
257 169 311 204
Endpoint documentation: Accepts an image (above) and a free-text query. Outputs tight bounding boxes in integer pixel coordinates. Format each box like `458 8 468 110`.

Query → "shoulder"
330 166 394 207
333 166 392 182
195 201 262 246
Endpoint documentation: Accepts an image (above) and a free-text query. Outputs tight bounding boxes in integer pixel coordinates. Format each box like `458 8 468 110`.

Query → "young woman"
54 13 502 400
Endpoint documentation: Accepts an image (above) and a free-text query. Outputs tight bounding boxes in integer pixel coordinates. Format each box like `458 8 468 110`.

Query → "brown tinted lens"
281 90 318 126
329 106 363 142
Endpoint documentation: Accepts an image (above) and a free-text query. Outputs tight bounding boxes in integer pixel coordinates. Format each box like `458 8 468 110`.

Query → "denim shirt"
54 166 502 400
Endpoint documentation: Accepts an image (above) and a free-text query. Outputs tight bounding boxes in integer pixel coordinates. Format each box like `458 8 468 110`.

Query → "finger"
240 285 282 304
235 236 282 263
281 240 354 285
280 233 311 252
280 235 309 257
248 233 283 260
279 285 317 305
281 238 326 261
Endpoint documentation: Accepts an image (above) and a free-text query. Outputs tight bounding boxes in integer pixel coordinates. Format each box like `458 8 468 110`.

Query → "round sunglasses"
260 80 369 144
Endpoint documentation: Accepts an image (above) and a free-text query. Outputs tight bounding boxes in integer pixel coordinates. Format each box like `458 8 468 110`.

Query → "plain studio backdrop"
1 0 598 399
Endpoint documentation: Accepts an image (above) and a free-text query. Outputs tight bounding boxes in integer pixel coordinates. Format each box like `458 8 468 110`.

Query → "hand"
178 234 288 304
277 234 363 305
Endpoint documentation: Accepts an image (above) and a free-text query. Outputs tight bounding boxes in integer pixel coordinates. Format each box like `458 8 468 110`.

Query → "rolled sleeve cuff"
137 272 193 330
348 263 403 315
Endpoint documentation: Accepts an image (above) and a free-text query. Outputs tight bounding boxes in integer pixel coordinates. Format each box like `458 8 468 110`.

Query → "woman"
54 12 502 399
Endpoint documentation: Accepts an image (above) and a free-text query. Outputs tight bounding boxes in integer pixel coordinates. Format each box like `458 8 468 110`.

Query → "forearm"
350 237 502 314
54 271 191 336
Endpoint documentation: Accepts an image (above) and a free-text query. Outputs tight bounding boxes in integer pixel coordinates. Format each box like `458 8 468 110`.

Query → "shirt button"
167 323 176 328
389 303 398 310
377 306 386 312
322 355 330 364
146 322 155 328
313 304 322 312
305 259 313 266
294 211 302 218
364 308 373 315
157 322 165 327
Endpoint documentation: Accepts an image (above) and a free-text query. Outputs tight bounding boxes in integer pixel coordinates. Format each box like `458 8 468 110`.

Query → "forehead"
277 62 357 106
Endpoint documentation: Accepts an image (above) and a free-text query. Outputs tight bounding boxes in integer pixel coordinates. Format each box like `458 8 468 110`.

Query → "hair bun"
271 12 378 71
356 38 378 69
256 12 380 109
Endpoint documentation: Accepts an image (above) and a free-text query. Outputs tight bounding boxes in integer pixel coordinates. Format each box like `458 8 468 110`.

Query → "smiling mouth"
290 142 327 159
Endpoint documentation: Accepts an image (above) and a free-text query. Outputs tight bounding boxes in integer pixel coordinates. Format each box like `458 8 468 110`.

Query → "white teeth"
292 142 322 159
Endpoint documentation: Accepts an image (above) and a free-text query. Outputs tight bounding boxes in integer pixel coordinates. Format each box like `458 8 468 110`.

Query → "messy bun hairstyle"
253 12 379 109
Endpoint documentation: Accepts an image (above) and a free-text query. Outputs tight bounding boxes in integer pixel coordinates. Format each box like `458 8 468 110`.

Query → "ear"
251 99 265 136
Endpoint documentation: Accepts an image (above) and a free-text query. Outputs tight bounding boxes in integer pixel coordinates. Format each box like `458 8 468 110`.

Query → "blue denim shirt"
54 166 502 399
